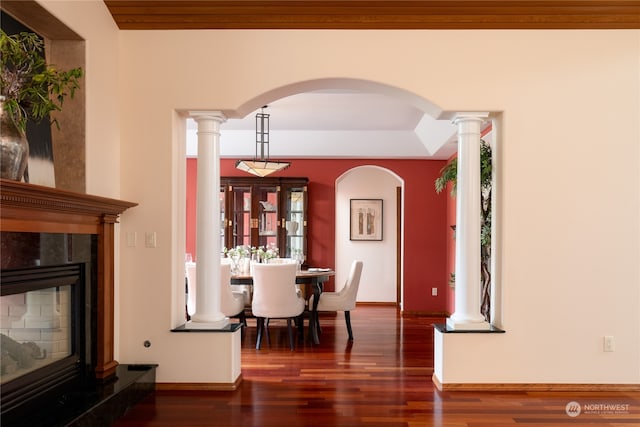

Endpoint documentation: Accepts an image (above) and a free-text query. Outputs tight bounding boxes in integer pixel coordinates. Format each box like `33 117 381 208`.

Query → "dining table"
230 268 335 345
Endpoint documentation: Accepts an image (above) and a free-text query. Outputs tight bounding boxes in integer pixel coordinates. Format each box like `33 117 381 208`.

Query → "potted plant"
435 139 493 321
0 30 83 181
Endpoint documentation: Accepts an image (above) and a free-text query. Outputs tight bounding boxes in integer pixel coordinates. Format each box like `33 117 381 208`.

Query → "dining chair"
311 260 363 341
220 262 247 327
267 258 295 264
265 258 304 298
222 257 252 306
251 263 305 350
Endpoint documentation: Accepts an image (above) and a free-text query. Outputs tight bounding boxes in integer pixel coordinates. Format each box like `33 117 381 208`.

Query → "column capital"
189 110 227 124
452 112 489 125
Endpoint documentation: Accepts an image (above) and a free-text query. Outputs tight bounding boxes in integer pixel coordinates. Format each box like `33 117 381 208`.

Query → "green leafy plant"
0 30 83 133
435 140 493 322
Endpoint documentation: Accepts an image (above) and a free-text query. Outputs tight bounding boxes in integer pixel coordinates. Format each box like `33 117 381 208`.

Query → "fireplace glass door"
1 284 73 384
0 263 86 420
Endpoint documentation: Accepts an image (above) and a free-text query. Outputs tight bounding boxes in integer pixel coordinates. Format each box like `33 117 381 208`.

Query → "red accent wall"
445 178 456 315
186 158 449 313
186 158 198 262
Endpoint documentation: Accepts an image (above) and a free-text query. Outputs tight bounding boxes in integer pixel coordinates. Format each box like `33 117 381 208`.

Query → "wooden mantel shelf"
1 179 137 233
0 179 138 379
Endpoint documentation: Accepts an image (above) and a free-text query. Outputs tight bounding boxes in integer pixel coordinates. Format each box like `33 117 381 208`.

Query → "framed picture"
350 199 383 241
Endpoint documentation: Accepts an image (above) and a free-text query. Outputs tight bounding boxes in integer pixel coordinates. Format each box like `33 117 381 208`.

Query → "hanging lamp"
236 106 290 177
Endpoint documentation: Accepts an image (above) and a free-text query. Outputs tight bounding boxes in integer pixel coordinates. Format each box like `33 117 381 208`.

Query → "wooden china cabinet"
220 177 308 260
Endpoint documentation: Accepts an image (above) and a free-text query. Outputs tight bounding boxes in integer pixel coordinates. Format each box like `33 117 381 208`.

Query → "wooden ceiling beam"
103 1 640 30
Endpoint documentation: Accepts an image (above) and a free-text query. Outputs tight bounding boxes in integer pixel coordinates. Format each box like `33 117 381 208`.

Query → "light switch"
126 231 137 247
604 336 615 352
145 232 157 248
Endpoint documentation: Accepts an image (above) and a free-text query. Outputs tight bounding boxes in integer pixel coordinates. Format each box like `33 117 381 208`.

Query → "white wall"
114 28 640 385
37 1 640 385
335 166 402 303
37 0 124 358
38 0 121 198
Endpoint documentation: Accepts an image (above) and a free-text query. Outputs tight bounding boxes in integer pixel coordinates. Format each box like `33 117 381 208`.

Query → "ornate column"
447 112 491 331
187 111 228 328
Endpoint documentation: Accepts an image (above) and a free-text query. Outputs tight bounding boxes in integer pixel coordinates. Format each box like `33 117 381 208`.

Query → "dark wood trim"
355 301 397 307
104 1 640 30
0 179 137 379
156 375 243 391
403 309 451 317
396 186 401 305
0 179 136 222
432 375 640 392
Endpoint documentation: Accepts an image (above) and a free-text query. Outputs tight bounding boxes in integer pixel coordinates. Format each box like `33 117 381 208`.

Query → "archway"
184 77 463 315
225 78 445 121
335 166 403 306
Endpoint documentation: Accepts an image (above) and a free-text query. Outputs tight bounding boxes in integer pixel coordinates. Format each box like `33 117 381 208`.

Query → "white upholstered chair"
312 260 363 341
221 257 251 306
251 263 305 350
220 262 247 326
267 258 295 264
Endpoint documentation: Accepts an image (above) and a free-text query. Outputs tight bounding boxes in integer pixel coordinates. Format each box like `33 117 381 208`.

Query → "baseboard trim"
403 310 450 317
156 374 243 391
432 375 640 392
356 302 397 307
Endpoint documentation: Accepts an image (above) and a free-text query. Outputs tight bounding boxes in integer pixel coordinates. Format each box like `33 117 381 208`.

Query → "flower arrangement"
223 244 278 263
223 246 250 259
255 244 279 262
223 246 251 275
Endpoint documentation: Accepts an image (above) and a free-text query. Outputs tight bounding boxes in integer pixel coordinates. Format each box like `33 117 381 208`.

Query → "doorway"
335 166 403 305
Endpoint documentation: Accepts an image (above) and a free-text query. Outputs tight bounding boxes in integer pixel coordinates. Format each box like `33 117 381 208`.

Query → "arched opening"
335 166 404 307
182 77 494 321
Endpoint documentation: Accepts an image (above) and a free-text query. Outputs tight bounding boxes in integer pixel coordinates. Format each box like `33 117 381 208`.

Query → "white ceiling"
186 90 460 159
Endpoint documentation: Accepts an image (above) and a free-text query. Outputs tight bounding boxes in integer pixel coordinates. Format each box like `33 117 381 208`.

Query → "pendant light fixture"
236 106 290 177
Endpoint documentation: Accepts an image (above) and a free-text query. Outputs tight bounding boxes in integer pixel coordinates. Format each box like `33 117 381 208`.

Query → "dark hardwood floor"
113 306 640 426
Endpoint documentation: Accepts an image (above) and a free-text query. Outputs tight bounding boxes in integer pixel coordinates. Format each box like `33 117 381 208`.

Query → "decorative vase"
229 254 241 275
0 97 29 182
285 220 299 235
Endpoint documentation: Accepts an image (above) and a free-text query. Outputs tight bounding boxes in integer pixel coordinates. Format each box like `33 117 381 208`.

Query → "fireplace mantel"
0 179 137 379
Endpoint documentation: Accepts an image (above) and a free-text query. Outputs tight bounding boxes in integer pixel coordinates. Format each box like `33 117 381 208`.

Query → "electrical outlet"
604 336 615 352
431 287 438 296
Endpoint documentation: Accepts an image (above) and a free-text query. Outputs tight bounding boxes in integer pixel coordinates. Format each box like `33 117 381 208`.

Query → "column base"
185 316 229 329
446 317 491 331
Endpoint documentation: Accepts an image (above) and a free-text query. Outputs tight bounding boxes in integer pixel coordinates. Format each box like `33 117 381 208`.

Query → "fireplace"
1 262 91 424
0 179 144 426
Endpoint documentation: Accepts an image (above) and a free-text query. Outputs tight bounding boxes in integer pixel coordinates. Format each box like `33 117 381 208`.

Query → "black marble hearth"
2 364 157 427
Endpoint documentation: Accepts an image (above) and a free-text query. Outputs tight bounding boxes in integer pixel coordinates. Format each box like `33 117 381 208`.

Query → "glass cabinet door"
255 184 279 251
220 186 226 250
229 185 252 248
282 183 307 260
221 177 308 260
